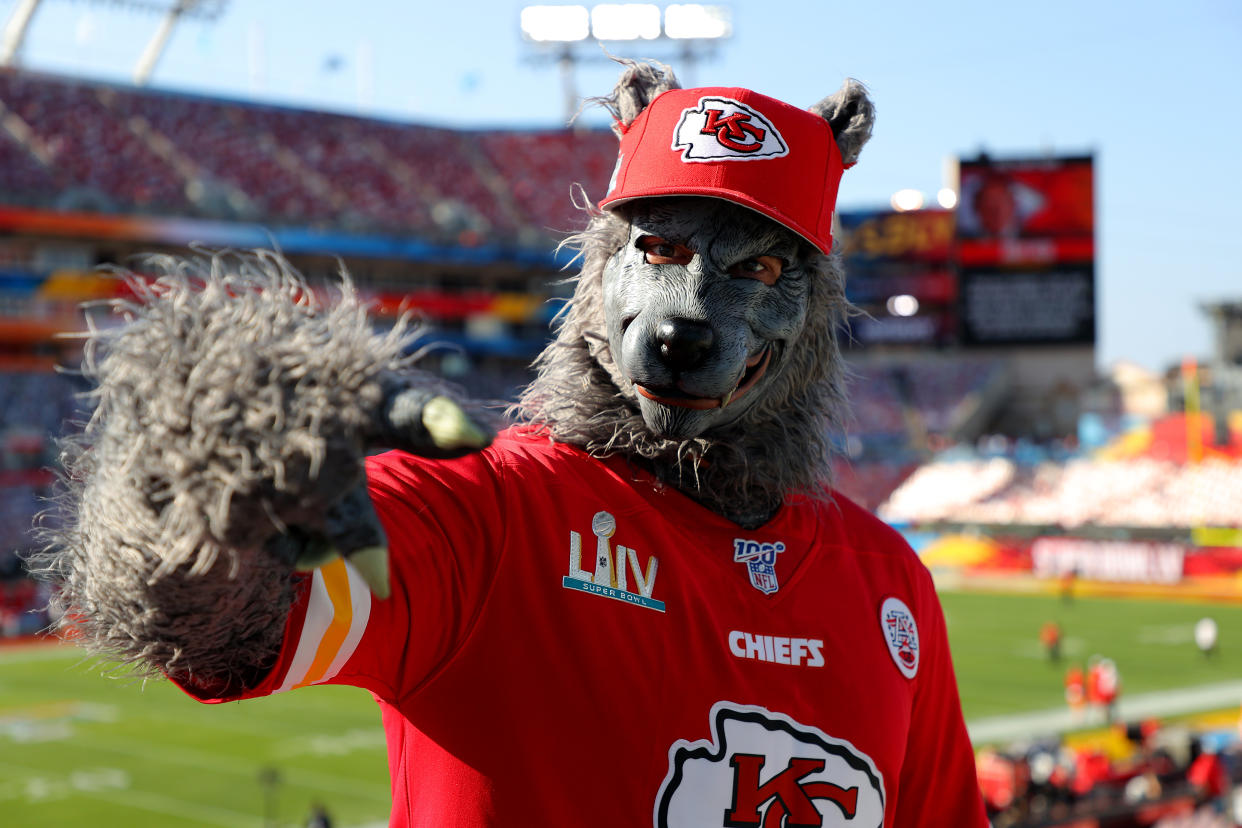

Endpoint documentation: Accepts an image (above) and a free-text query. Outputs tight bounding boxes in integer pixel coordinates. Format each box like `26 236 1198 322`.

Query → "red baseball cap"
598 87 847 254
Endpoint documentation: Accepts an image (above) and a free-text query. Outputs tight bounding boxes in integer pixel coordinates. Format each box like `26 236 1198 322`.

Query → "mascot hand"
284 385 494 600
372 382 492 460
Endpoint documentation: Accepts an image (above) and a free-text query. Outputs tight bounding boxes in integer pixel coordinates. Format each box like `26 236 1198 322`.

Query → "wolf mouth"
636 346 772 410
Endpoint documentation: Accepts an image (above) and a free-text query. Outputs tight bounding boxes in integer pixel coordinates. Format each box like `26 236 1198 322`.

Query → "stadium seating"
0 70 189 213
844 358 1007 439
478 129 618 235
0 68 617 244
979 723 1240 828
100 84 346 225
0 370 84 557
0 129 58 205
831 358 1009 509
830 458 918 513
881 455 1242 529
0 369 84 637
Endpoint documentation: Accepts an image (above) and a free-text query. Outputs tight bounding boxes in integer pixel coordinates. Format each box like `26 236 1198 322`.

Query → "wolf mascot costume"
37 62 986 825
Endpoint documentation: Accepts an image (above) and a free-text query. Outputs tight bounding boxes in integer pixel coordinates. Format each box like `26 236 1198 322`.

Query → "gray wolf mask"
518 61 875 528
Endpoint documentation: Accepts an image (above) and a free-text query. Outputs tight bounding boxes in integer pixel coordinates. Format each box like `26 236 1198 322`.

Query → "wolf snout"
655 317 714 372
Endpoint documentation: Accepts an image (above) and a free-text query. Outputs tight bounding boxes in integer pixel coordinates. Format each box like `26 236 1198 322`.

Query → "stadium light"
521 4 732 120
891 189 924 212
937 187 958 209
521 5 591 42
591 4 661 40
886 295 920 317
664 4 731 39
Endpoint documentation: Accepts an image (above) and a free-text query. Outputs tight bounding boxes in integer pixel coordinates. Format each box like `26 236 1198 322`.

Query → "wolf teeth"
720 389 734 408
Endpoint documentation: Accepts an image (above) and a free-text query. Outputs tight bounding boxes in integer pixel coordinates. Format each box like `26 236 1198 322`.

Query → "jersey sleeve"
893 570 988 826
175 446 508 706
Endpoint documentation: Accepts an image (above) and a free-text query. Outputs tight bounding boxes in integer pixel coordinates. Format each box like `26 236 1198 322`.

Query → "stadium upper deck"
0 67 617 248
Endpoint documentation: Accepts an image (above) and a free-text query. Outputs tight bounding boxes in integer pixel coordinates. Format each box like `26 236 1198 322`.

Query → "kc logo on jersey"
563 511 664 612
673 97 789 162
733 539 786 595
879 596 919 679
655 702 885 828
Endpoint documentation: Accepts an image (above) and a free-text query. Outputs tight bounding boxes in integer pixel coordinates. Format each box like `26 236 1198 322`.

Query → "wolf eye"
638 236 694 266
728 255 783 286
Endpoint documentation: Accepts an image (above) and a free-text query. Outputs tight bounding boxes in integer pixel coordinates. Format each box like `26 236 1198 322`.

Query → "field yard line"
133 704 376 740
71 732 391 801
0 758 250 826
968 678 1242 744
87 786 258 827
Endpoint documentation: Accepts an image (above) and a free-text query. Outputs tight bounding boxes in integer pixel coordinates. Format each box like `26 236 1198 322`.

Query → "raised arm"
29 251 492 695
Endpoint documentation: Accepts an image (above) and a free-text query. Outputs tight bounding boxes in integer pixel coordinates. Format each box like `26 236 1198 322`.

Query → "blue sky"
4 0 1240 373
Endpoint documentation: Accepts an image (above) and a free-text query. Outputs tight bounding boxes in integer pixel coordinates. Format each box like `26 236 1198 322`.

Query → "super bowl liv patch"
564 511 665 612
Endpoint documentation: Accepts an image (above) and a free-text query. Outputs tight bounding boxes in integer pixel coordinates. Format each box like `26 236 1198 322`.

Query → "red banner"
1031 538 1185 585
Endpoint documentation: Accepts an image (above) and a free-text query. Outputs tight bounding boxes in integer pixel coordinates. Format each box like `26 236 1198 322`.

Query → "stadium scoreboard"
839 153 1096 350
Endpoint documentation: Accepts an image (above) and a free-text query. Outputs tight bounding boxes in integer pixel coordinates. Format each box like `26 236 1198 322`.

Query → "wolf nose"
656 317 714 371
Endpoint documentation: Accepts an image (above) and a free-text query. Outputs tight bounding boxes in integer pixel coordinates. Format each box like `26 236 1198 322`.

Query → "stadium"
1 2 1240 827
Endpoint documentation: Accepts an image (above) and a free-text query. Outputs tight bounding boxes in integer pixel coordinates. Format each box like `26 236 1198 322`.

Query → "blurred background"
0 1 1239 826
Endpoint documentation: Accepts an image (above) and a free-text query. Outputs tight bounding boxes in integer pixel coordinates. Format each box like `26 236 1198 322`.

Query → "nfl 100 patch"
733 538 786 595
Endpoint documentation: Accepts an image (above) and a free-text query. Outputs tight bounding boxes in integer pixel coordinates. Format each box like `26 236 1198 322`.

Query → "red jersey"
189 428 985 826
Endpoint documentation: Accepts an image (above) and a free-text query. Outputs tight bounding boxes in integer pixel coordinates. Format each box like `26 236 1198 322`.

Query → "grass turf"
2 590 1240 825
0 645 389 827
940 589 1242 719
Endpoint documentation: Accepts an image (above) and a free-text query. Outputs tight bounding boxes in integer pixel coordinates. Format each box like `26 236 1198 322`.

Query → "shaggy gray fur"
515 210 852 528
810 79 875 167
588 58 681 134
31 251 486 688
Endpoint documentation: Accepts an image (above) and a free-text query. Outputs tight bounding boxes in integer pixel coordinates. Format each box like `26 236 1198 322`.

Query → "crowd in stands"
478 129 619 236
0 550 47 636
0 371 85 447
881 455 1242 529
827 357 1007 509
829 456 919 513
0 67 617 246
0 370 86 638
0 71 189 213
843 357 1007 446
979 720 1240 827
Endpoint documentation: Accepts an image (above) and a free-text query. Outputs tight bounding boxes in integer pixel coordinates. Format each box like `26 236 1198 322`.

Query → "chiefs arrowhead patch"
672 96 789 162
655 702 885 828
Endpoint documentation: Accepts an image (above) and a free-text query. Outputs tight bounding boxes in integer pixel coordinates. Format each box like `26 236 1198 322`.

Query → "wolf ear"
809 79 875 166
593 58 681 135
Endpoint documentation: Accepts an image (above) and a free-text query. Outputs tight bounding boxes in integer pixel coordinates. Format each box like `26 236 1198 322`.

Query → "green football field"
0 647 390 828
943 589 1242 719
2 590 1241 827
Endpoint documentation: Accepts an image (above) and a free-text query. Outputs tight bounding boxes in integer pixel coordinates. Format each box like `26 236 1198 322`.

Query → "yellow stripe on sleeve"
275 557 372 693
294 558 355 689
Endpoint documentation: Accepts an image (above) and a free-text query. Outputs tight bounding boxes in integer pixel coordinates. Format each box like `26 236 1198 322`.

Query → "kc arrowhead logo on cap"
673 96 789 162
599 86 848 254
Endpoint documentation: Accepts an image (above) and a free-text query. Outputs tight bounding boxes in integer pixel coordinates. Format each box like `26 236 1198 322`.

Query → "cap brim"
599 189 830 255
